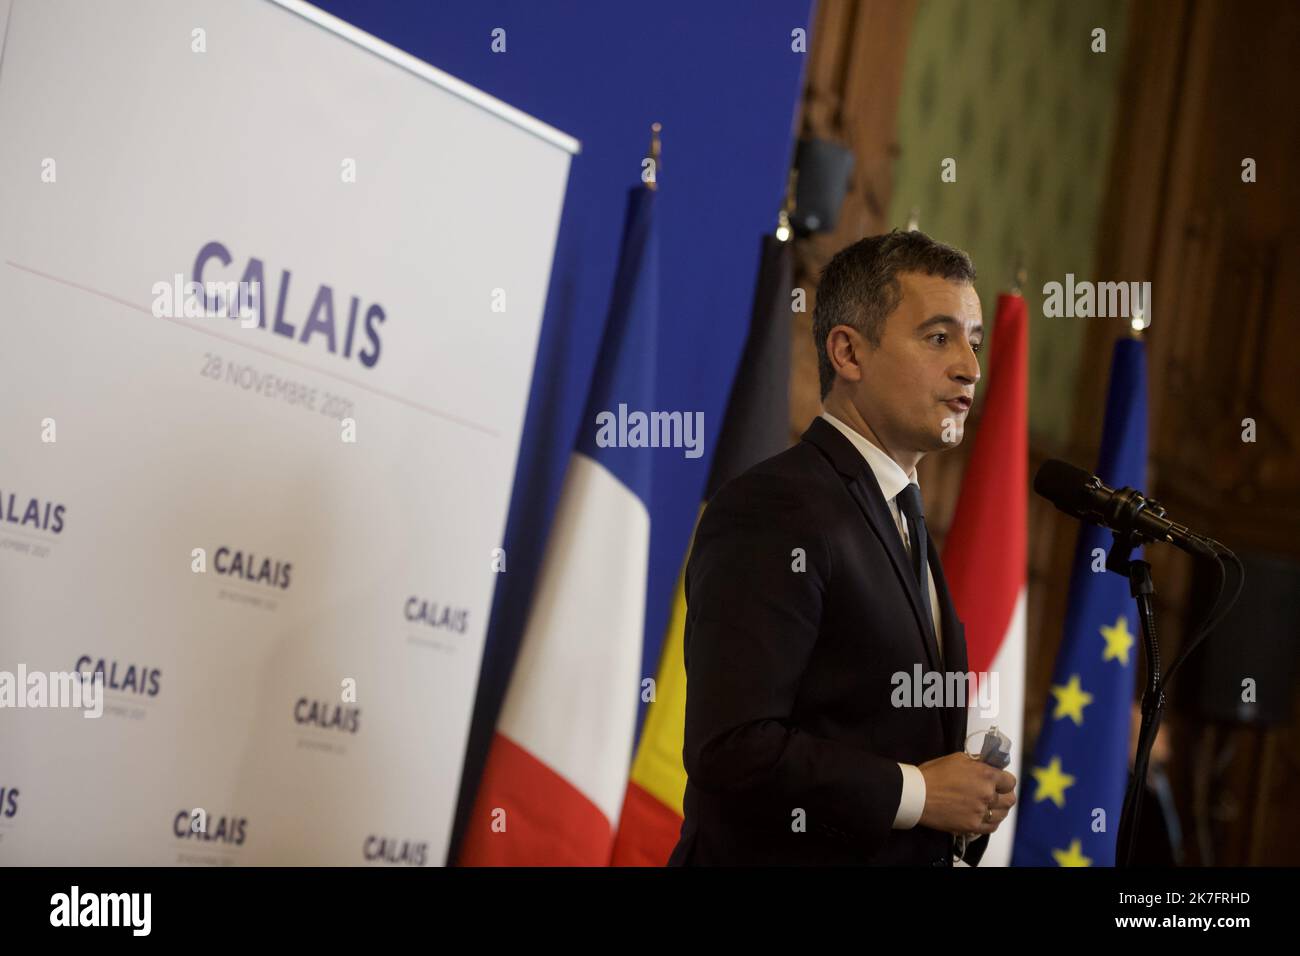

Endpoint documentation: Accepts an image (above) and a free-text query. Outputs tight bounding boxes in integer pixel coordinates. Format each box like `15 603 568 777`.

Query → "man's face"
851 271 983 456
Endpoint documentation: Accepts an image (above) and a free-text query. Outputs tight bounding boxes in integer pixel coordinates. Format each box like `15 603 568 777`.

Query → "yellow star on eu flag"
1052 838 1092 867
1050 674 1094 726
1100 615 1134 666
1031 756 1075 808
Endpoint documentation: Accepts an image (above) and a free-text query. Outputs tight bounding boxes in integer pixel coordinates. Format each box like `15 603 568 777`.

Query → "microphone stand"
1106 525 1162 868
1041 467 1243 867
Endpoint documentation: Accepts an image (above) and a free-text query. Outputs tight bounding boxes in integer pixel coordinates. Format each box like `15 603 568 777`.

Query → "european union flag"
1012 336 1147 867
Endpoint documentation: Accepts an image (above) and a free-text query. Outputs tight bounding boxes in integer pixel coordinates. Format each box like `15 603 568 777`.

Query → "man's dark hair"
812 229 976 400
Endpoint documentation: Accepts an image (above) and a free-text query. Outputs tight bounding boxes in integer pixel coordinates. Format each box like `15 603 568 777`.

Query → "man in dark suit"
668 230 1016 866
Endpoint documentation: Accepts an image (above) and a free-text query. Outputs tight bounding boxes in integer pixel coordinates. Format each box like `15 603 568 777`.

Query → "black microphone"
1033 459 1218 559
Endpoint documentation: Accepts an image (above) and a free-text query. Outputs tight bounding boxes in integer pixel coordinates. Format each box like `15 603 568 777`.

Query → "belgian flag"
610 232 794 865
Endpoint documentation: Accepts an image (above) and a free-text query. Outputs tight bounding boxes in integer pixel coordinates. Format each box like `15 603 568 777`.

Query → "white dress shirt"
820 411 940 830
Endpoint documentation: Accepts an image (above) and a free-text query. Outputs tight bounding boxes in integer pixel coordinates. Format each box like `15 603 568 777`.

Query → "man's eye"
931 333 947 345
972 342 983 354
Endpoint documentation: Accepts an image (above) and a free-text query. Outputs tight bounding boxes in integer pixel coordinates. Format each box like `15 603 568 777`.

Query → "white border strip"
266 0 581 155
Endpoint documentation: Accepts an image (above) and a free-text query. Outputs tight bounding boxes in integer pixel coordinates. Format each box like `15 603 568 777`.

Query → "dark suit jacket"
667 416 988 866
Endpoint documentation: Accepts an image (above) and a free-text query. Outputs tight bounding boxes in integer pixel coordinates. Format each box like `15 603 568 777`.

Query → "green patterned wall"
888 0 1129 440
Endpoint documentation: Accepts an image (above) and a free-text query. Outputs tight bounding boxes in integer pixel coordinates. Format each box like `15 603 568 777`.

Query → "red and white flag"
941 291 1028 867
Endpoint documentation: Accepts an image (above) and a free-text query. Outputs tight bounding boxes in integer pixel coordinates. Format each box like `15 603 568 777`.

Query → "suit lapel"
802 417 941 674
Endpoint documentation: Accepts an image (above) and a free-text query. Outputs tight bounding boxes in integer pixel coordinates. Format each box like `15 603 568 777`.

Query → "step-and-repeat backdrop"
0 0 576 865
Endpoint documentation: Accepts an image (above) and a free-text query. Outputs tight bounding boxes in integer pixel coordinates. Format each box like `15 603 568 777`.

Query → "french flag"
459 186 658 865
941 291 1028 867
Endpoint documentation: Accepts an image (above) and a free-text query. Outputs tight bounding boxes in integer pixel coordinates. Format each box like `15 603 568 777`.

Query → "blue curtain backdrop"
313 0 812 861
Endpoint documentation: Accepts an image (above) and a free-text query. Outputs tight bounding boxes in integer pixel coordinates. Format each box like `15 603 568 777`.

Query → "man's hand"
917 752 1017 835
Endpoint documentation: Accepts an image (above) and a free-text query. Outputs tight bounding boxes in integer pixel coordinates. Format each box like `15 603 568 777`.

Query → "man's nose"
952 345 981 385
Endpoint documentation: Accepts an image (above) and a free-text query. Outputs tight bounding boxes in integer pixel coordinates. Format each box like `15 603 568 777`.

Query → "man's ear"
827 325 864 387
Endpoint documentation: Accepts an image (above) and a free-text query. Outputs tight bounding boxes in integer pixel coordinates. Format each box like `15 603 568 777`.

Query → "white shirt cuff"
892 763 926 829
